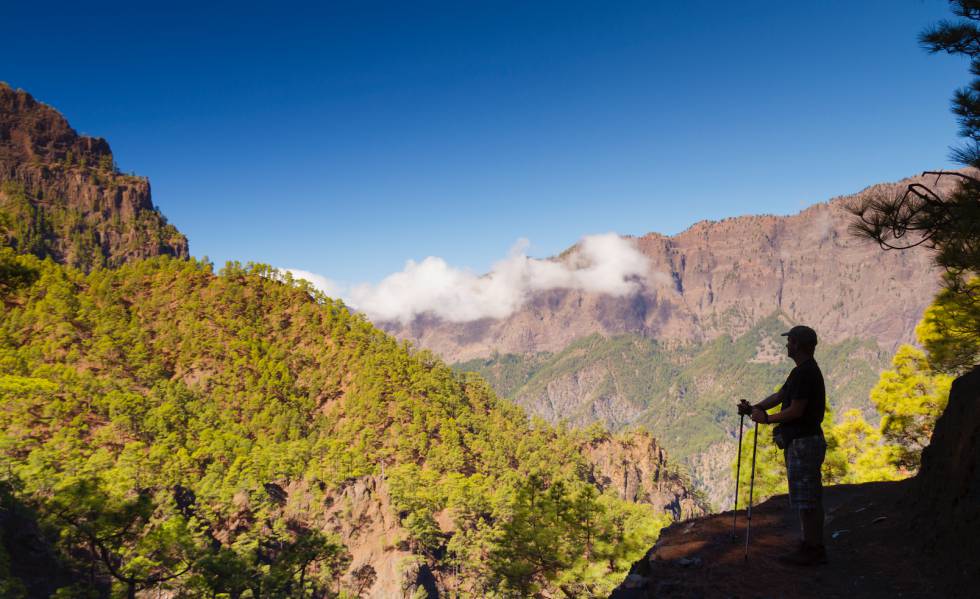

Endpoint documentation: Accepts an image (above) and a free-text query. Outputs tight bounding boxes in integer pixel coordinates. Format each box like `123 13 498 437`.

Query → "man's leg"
781 436 827 565
800 503 823 547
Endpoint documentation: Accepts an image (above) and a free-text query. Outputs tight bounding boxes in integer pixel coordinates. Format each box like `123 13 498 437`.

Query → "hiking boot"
778 543 828 566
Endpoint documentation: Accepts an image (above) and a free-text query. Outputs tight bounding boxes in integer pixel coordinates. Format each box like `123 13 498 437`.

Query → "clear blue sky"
1 0 968 284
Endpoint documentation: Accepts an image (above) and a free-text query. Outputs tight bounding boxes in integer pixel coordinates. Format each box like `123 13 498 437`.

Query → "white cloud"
281 268 345 299
284 233 656 324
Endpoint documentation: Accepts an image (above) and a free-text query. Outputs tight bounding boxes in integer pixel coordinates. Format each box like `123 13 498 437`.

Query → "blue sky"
1 0 969 286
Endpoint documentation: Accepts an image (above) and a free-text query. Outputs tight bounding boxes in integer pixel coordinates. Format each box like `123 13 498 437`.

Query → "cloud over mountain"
285 233 652 324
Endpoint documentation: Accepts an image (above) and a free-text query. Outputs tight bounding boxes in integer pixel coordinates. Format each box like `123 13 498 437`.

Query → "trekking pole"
732 411 745 539
744 420 759 561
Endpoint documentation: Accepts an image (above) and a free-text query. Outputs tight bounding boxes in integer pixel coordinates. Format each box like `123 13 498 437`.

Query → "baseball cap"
781 325 818 346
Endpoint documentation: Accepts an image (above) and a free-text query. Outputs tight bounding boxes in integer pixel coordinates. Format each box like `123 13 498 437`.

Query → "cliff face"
386 173 948 362
583 431 707 521
0 83 187 270
289 476 434 599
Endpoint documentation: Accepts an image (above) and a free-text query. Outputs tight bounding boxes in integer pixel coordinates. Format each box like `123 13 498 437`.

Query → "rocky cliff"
583 430 706 521
284 476 434 599
0 82 187 270
386 173 948 362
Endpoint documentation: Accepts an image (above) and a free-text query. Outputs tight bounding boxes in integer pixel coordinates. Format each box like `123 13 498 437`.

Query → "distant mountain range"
385 176 944 360
384 172 950 507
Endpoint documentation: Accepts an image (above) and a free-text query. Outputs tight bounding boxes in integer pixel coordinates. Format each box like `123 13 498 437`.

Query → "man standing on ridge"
739 325 827 566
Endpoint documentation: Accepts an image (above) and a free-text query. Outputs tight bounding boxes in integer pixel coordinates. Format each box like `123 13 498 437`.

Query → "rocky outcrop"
316 477 432 599
609 365 980 598
386 172 951 362
0 83 187 270
583 431 708 520
257 476 436 599
684 440 737 511
911 365 980 589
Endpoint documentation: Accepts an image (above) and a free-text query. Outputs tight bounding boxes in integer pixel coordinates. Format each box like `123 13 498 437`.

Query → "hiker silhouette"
741 325 827 566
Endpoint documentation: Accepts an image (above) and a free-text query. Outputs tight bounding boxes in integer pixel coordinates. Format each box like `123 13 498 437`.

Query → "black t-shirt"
777 357 826 442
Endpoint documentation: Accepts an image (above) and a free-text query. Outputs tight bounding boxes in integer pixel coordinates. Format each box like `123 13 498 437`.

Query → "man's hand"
737 400 752 416
750 407 768 424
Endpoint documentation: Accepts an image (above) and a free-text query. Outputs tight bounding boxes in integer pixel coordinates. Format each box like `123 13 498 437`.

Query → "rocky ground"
611 480 969 598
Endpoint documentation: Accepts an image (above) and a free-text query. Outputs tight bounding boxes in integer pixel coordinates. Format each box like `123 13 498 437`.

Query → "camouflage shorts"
784 433 826 510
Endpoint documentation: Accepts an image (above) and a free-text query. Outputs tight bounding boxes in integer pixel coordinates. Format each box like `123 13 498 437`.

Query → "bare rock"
0 83 188 270
582 430 708 519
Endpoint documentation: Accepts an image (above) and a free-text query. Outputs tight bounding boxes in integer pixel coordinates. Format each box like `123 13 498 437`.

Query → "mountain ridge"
0 82 187 270
384 173 948 362
407 171 952 507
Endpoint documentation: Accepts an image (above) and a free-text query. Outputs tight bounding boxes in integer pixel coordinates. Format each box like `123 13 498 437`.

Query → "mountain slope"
0 83 187 270
456 313 889 508
0 253 704 597
0 85 705 597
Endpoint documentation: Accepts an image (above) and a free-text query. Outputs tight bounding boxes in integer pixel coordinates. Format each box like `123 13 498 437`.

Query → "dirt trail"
611 480 969 599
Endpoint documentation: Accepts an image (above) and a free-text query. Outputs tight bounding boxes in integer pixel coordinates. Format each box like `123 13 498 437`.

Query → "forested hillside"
0 250 700 597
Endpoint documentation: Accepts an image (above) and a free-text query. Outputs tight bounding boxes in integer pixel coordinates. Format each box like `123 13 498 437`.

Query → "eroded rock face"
277 476 435 599
0 83 187 270
582 431 708 520
385 172 950 362
317 477 420 599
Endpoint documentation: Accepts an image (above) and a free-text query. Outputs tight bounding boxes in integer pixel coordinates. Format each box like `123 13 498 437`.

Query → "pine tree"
850 0 980 371
869 345 953 471
823 410 902 483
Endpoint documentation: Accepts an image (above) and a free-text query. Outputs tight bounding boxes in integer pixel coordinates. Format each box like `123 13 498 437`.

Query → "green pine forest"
0 249 672 598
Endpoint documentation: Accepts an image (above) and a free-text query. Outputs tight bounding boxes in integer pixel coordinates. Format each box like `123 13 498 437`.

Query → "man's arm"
738 389 782 417
764 399 807 424
751 383 807 424
761 367 817 424
754 389 783 411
